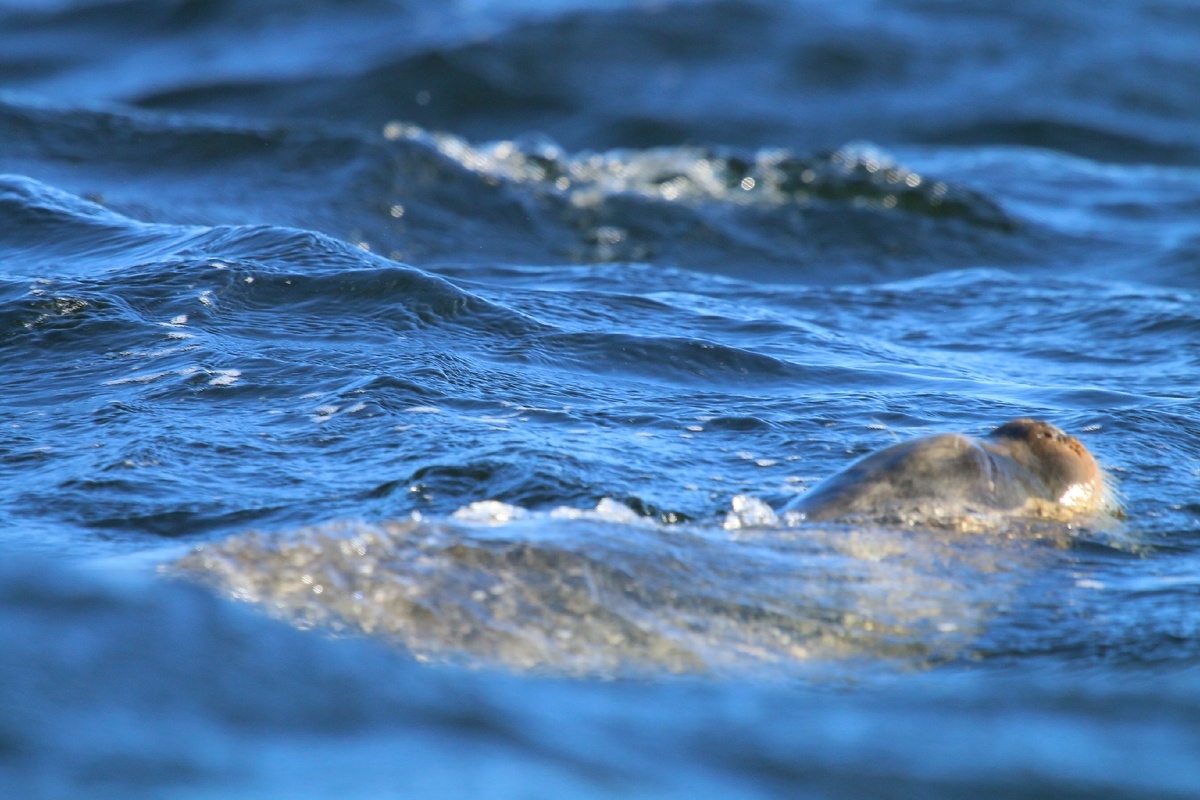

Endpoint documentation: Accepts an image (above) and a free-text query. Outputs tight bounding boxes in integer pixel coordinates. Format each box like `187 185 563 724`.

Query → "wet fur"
786 419 1106 523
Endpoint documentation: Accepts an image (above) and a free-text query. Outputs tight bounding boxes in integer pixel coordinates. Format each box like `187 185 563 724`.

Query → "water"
3 0 1200 797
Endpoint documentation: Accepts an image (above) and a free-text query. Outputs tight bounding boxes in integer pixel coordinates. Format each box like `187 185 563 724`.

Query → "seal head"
982 419 1104 513
786 418 1107 523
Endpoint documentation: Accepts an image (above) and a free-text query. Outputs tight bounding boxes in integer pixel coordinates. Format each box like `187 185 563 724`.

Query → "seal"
785 419 1108 522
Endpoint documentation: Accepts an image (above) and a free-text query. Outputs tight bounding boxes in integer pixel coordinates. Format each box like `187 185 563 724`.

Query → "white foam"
722 494 780 531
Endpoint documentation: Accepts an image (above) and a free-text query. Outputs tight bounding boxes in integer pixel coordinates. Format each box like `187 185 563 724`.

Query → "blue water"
3 0 1200 797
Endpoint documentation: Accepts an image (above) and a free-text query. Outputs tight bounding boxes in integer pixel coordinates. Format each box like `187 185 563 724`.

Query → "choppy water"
3 0 1200 797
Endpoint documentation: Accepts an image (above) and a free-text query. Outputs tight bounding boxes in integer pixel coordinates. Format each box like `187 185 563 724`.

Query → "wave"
0 99 1035 286
7 0 1200 164
172 506 1071 676
0 171 1190 541
4 550 1200 797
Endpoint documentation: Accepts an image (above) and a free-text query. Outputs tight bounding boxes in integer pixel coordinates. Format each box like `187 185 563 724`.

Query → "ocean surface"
3 0 1200 797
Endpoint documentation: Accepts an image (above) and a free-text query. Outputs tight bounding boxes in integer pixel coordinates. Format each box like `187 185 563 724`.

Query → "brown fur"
786 419 1107 523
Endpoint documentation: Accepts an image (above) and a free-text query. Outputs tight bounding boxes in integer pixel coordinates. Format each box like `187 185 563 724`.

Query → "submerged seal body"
786 419 1107 522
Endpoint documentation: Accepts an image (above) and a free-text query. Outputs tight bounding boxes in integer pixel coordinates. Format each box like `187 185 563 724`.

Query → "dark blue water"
3 0 1200 797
